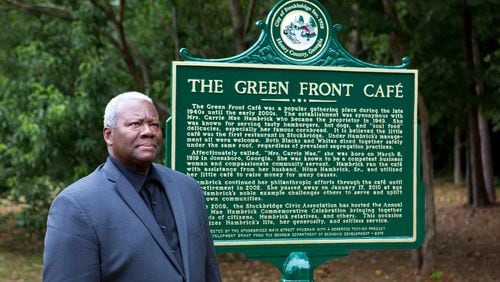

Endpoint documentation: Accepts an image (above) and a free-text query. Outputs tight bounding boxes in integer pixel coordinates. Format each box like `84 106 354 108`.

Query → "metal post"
280 252 313 282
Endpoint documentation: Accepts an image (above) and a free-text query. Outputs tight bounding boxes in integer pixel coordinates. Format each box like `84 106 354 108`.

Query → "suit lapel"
102 160 185 276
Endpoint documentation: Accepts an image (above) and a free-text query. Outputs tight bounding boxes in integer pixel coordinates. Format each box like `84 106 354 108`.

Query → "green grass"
0 251 43 282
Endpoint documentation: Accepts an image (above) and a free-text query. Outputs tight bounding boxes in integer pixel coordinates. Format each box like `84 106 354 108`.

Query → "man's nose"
140 124 156 136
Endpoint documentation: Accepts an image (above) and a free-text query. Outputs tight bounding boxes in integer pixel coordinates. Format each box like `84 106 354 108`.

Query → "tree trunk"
196 0 214 58
462 3 490 207
228 0 248 53
243 0 256 36
156 2 181 61
381 0 406 61
347 3 361 56
465 132 474 205
171 4 181 61
478 115 495 202
381 0 435 273
467 110 488 207
454 126 463 185
467 2 495 203
416 94 436 273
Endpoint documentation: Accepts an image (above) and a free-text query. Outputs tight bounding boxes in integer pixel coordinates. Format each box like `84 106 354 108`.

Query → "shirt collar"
108 156 157 193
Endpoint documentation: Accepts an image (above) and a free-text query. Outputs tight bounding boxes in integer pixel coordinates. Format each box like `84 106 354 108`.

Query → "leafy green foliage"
0 7 115 234
0 0 271 236
430 271 444 280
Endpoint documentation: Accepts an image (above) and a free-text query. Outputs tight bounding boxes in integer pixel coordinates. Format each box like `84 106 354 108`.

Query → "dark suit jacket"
43 158 221 281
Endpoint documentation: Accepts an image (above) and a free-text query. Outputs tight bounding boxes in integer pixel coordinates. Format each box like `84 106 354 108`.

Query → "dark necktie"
143 179 183 269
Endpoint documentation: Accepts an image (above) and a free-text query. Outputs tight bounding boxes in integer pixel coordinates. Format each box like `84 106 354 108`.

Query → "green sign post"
167 0 423 280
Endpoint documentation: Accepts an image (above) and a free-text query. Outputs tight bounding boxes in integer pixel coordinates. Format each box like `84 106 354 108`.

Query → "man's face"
104 99 162 173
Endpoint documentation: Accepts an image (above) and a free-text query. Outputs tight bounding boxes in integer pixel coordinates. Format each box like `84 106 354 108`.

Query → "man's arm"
43 193 100 281
204 225 222 282
196 182 222 282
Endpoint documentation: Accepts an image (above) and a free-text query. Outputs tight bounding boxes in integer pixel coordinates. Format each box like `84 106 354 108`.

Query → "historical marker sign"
169 62 422 249
168 0 423 260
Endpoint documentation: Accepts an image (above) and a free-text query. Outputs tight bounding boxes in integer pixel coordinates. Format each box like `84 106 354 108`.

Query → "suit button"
152 201 157 205
161 225 167 230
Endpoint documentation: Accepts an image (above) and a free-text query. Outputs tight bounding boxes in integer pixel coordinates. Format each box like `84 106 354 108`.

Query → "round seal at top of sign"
270 0 330 62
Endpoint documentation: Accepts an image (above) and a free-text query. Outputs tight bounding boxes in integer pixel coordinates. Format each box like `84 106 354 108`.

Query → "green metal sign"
167 0 423 274
169 62 421 247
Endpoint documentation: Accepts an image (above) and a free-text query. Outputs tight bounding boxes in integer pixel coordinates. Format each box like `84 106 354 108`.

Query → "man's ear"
103 127 113 146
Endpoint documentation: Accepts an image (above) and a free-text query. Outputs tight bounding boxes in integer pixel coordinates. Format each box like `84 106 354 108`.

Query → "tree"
380 0 436 273
228 0 248 53
0 0 273 236
0 0 171 235
346 3 361 57
454 126 463 185
461 0 496 207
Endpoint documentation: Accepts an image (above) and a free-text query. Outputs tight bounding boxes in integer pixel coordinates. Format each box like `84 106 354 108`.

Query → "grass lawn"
0 251 43 282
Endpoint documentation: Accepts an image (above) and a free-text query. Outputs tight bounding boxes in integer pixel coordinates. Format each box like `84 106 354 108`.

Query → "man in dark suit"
43 91 221 281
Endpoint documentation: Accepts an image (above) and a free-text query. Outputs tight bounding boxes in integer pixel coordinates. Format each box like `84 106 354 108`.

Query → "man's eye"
151 123 160 129
130 122 141 127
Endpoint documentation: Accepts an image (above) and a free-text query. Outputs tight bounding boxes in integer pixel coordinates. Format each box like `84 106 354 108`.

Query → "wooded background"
0 0 498 274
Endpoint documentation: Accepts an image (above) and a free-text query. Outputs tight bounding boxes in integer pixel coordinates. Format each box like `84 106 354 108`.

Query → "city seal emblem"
270 0 330 62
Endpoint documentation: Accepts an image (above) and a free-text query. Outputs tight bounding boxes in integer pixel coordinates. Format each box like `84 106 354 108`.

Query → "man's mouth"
137 143 156 148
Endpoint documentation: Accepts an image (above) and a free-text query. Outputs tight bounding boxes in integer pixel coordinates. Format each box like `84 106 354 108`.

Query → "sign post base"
280 252 313 282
